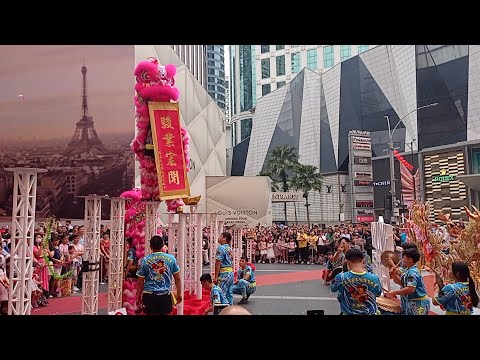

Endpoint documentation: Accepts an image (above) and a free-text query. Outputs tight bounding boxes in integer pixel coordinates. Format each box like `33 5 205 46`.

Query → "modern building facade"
205 45 226 111
230 45 480 225
136 45 227 220
228 45 378 147
170 45 206 88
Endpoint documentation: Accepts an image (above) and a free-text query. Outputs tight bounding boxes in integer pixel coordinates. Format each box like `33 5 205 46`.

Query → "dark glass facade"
206 45 226 110
239 46 254 112
416 45 469 150
230 45 473 179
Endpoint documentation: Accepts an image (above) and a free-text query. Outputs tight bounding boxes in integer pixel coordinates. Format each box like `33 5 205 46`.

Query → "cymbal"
380 250 400 268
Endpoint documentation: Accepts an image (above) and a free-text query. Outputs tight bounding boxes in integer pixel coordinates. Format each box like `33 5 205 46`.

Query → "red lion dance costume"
121 58 190 315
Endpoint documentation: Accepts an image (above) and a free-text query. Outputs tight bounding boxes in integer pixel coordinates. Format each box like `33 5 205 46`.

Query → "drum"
376 296 401 315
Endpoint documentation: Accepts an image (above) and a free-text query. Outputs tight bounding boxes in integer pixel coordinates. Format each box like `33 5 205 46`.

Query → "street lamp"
385 102 438 224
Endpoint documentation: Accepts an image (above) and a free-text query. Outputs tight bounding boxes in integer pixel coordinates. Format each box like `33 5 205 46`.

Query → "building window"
232 122 237 145
262 84 271 96
291 45 300 48
291 52 300 73
323 46 334 68
276 55 285 76
340 45 352 61
261 58 270 79
358 45 369 54
208 84 216 91
472 149 480 174
241 118 253 142
276 45 285 50
261 45 270 53
277 81 286 88
307 49 317 70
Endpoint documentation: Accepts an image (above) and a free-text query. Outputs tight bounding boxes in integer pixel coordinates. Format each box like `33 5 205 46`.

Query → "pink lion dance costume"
122 58 190 315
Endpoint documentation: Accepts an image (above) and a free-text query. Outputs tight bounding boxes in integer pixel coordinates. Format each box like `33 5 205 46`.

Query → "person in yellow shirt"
308 231 318 265
297 230 309 264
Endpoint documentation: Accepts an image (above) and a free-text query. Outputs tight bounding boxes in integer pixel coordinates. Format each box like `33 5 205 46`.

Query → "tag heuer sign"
355 172 372 178
354 156 371 165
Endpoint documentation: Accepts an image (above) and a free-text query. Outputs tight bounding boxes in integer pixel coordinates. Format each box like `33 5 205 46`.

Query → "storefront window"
472 149 480 174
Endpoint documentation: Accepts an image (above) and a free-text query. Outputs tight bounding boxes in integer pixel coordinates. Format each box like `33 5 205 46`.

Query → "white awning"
458 174 480 191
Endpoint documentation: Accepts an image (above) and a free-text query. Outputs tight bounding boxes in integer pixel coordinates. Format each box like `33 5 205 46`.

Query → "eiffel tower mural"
66 64 106 155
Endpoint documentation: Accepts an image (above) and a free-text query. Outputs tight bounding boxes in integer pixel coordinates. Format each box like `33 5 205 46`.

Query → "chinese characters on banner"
148 102 190 200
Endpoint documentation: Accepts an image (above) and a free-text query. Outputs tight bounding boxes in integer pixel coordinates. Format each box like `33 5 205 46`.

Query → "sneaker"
307 262 311 265
238 298 248 305
73 286 80 292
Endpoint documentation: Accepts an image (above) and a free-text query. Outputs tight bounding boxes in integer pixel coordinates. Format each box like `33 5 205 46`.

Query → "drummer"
330 248 382 315
432 261 479 315
386 248 430 315
386 242 418 276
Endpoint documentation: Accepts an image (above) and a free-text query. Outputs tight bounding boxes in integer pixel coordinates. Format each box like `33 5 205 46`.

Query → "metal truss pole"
81 195 104 315
209 214 218 276
108 197 126 312
144 202 160 256
193 208 204 300
176 213 186 315
7 168 46 315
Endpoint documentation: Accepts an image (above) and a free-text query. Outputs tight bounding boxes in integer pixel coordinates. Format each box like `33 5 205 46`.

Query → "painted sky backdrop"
0 45 135 142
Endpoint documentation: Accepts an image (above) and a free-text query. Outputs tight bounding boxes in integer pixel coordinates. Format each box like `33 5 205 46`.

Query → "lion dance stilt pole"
121 58 191 315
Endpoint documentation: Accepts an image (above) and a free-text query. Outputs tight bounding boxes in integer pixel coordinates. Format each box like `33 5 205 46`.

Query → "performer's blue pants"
218 271 234 305
232 279 256 299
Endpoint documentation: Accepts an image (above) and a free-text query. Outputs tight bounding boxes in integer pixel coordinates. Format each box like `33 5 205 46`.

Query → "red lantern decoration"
393 149 398 155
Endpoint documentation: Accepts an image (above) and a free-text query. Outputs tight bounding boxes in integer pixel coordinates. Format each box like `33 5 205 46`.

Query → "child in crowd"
266 239 275 264
288 239 296 264
259 237 267 263
275 237 286 264
31 272 43 308
65 245 81 293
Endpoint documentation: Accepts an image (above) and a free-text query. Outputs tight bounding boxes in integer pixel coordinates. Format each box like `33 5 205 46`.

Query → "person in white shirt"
316 231 327 264
78 225 86 247
71 234 84 291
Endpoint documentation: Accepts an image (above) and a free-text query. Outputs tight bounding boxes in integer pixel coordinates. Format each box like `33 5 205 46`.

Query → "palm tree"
290 164 323 227
264 145 300 224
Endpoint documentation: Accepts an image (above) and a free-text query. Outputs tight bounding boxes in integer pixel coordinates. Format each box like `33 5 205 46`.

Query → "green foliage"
290 164 323 197
41 216 75 280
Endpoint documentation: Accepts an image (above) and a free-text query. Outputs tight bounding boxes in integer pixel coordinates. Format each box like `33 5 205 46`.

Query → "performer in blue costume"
214 232 234 305
387 247 430 315
232 256 256 304
330 248 382 315
433 261 479 315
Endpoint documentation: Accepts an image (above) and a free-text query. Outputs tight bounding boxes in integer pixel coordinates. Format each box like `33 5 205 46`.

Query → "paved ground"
31 263 480 315
223 263 339 315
